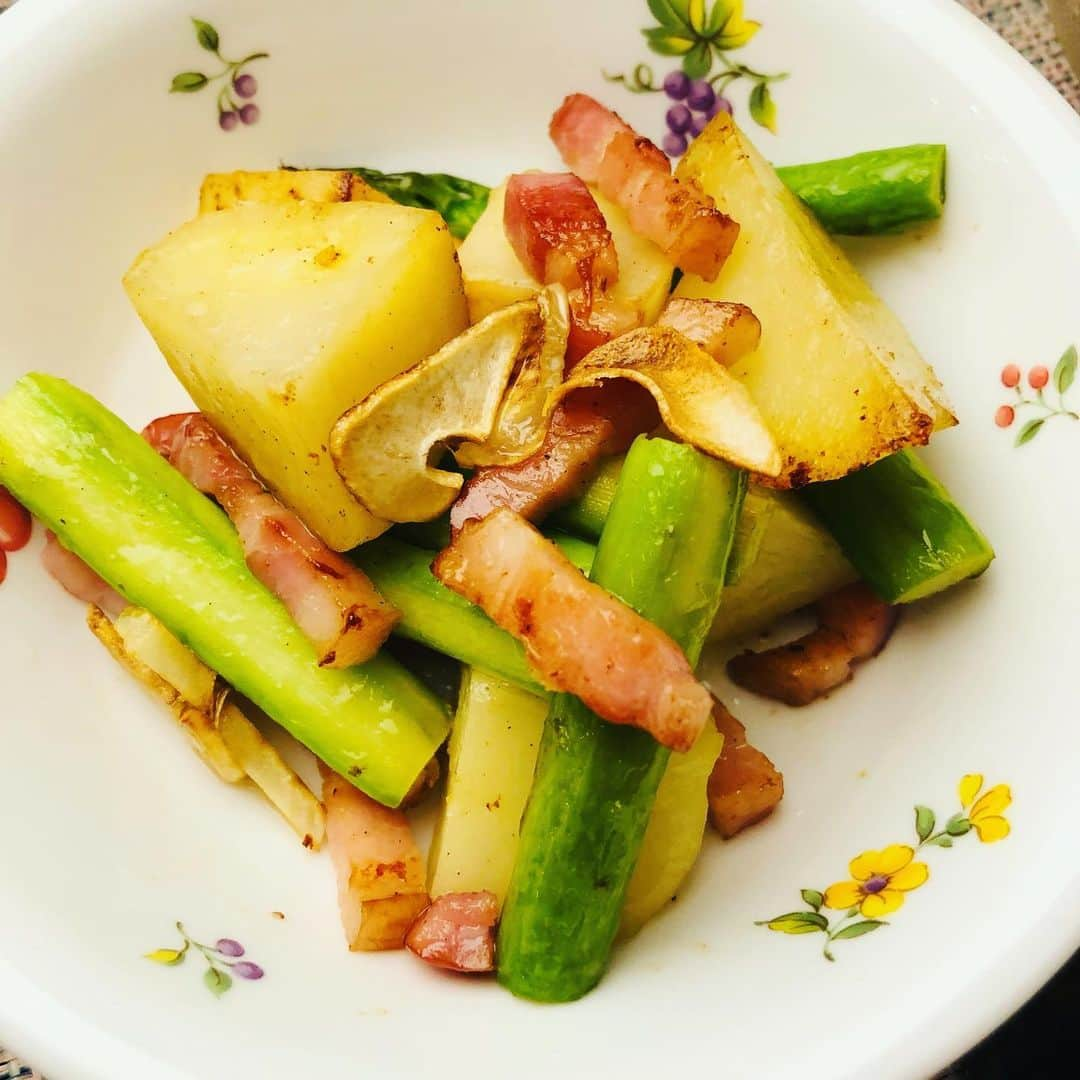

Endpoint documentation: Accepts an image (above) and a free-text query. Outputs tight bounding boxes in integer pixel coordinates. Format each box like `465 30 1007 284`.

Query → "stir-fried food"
322 766 430 951
450 382 657 533
0 84 998 1006
707 701 784 839
406 891 499 973
42 530 125 617
434 508 712 752
550 93 739 280
728 582 899 706
144 412 398 667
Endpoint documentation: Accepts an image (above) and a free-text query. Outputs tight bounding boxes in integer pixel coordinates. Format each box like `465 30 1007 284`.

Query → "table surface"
0 0 1077 1077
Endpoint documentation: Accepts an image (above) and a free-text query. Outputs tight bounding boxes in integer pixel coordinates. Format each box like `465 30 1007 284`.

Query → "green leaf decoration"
749 81 777 133
945 814 972 836
758 911 828 934
191 18 220 53
648 0 694 32
928 835 954 848
170 72 209 93
682 40 713 77
845 905 860 918
1054 345 1077 396
1015 418 1045 447
643 26 696 56
144 948 185 966
831 919 887 941
203 967 233 997
914 805 936 843
800 889 824 912
687 0 708 33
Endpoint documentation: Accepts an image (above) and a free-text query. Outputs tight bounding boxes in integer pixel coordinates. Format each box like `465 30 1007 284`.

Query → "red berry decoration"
1000 364 1020 388
994 405 1015 428
1028 365 1050 390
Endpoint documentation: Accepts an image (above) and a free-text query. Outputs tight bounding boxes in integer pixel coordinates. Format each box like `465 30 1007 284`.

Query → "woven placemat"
0 1 1076 1078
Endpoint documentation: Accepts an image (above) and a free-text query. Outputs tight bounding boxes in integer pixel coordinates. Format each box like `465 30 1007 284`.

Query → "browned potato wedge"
198 169 392 214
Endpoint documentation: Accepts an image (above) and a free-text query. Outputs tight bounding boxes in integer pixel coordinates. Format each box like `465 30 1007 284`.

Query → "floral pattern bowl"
1 1 1080 1078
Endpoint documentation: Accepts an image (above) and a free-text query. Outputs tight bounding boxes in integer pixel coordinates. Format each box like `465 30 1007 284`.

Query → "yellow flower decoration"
958 773 1012 842
823 844 929 917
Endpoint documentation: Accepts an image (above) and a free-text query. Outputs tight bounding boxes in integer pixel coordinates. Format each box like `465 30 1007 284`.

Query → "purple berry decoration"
662 131 688 158
239 103 260 125
690 113 709 137
666 104 692 135
663 70 690 100
232 961 265 980
233 73 258 98
215 938 245 957
709 96 734 118
686 79 716 113
219 110 239 131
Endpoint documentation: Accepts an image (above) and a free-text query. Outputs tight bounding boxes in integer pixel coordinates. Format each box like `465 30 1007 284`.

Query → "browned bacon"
449 383 658 534
322 766 430 952
434 508 711 751
707 701 784 839
656 298 761 364
549 94 739 281
504 172 618 297
405 891 499 973
143 413 397 667
727 583 899 706
503 171 636 363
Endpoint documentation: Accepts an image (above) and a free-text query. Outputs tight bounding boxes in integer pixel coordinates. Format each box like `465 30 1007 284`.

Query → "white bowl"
2 1 1079 1077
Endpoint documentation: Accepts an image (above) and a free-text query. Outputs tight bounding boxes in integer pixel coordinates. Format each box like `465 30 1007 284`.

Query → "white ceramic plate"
2 1 1079 1077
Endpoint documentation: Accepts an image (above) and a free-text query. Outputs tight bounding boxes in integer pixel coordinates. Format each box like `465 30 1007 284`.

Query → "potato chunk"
458 178 673 325
198 169 392 214
124 200 468 549
676 115 954 487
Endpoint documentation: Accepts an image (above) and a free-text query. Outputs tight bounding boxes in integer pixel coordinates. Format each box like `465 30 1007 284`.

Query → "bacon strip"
143 413 397 668
450 382 658 534
727 583 899 707
707 701 784 839
405 891 499 973
42 530 126 617
434 508 710 751
550 93 739 281
657 298 761 364
504 172 618 297
503 171 636 364
322 766 430 951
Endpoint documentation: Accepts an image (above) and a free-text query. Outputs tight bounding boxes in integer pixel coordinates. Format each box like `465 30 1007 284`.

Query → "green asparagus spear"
776 144 947 236
334 143 945 243
355 533 594 695
345 167 490 239
799 449 993 603
0 375 448 807
497 437 745 1003
552 456 774 583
